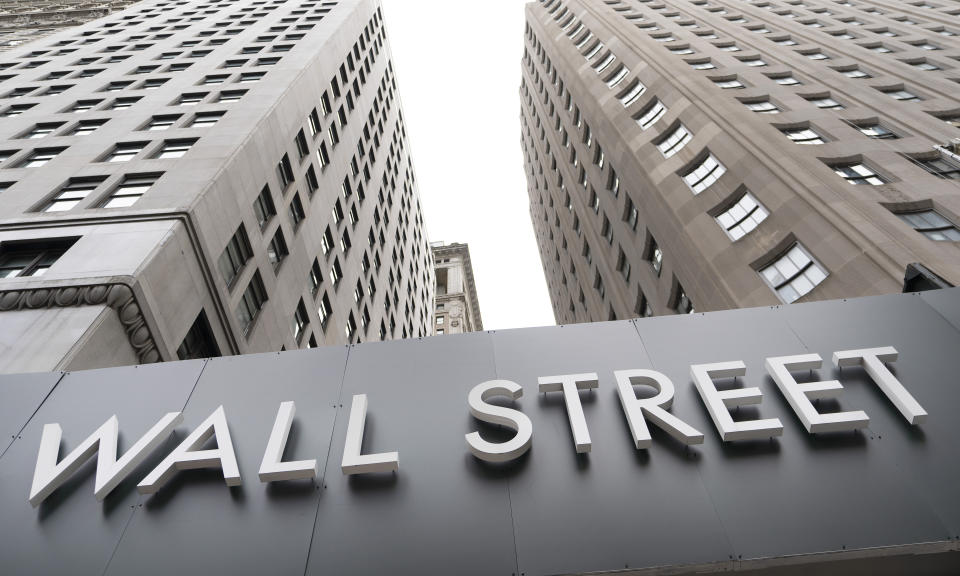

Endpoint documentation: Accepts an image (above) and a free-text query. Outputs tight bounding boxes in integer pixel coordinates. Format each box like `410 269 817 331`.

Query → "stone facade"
431 242 482 335
0 1 142 51
0 0 435 373
521 0 960 325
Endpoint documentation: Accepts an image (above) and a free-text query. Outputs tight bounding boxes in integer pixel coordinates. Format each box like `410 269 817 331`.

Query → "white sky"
381 0 556 331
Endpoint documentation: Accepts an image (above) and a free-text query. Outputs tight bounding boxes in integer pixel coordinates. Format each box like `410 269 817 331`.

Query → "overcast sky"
381 0 556 331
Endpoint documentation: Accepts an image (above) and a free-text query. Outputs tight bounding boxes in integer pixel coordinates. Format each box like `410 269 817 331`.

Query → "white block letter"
765 354 869 433
537 372 598 453
465 380 533 463
614 369 703 449
29 412 182 507
691 361 783 441
259 401 318 482
341 394 399 475
833 347 927 425
138 405 241 494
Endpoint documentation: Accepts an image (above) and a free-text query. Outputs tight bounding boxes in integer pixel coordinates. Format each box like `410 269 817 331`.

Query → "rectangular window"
683 154 726 194
217 90 245 103
656 123 692 157
234 270 267 335
884 89 921 102
648 238 663 276
715 191 768 241
308 258 323 295
295 130 309 159
318 292 332 328
155 139 197 159
70 119 107 135
831 162 885 185
102 173 161 208
217 224 253 289
104 142 146 162
618 79 645 107
18 148 66 168
144 115 180 131
288 193 306 229
43 177 106 212
22 123 64 139
177 92 206 106
292 299 309 342
913 156 960 180
760 243 828 303
267 228 289 269
329 257 343 285
856 123 897 139
674 285 694 314
745 99 780 114
277 153 294 188
190 111 225 127
253 185 276 229
176 310 220 360
783 127 824 145
808 96 843 109
0 238 76 278
636 99 667 129
897 210 960 241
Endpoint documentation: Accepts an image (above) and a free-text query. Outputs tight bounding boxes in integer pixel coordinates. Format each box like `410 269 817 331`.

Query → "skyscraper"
521 0 960 325
431 241 482 335
0 0 435 374
0 1 141 52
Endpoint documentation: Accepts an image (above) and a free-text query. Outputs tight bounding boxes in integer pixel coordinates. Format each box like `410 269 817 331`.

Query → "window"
317 293 332 328
288 193 306 229
104 142 146 162
683 154 726 194
190 111 225 127
321 226 334 255
217 224 253 288
690 60 716 70
155 139 196 159
648 237 663 276
804 51 829 60
715 191 768 240
832 162 885 185
674 285 694 314
884 89 921 102
745 99 780 114
635 291 653 318
913 156 960 180
772 75 800 86
619 79 645 107
22 123 63 139
43 177 105 212
178 93 206 106
842 67 871 79
110 97 140 110
102 173 161 208
234 270 267 335
217 90 245 103
277 153 294 188
295 129 309 159
202 74 228 85
267 228 289 269
714 78 744 89
856 123 897 139
0 239 76 278
176 311 221 360
636 99 667 129
253 185 276 228
656 124 692 157
740 57 767 67
329 257 343 285
144 115 180 131
18 148 66 168
897 210 960 241
292 299 309 342
808 96 843 109
70 119 107 136
760 244 828 303
142 79 168 91
2 104 35 117
783 127 825 145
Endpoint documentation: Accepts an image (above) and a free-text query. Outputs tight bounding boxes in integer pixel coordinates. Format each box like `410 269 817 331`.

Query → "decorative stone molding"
0 283 161 364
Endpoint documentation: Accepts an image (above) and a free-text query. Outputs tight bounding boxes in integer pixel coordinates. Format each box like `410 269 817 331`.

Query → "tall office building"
431 241 482 335
521 0 960 324
0 1 142 51
0 0 435 374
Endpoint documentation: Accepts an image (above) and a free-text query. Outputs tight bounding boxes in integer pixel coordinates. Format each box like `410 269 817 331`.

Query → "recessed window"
656 123 692 157
144 115 180 131
217 224 253 288
110 97 140 110
177 92 206 106
715 191 768 241
18 148 66 168
783 127 825 145
253 185 276 229
292 299 309 342
745 99 780 114
0 239 76 278
674 284 694 314
217 90 245 103
202 74 228 85
636 99 667 129
190 111 225 128
68 119 107 136
102 173 161 208
883 88 921 102
896 210 960 241
740 57 767 67
176 311 220 360
239 71 265 83
289 193 306 229
831 162 885 185
774 36 798 46
141 78 168 90
807 96 844 109
267 228 289 269
69 100 101 113
804 51 830 60
842 67 871 79
690 60 716 70
714 78 744 89
235 270 267 336
909 60 941 71
21 123 64 139
760 243 828 303
772 75 800 86
43 178 106 212
155 139 197 159
104 142 146 162
647 237 663 276
912 156 960 180
855 122 898 139
683 153 726 194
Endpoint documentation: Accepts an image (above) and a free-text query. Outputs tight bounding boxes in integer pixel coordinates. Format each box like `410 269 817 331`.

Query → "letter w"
29 413 182 507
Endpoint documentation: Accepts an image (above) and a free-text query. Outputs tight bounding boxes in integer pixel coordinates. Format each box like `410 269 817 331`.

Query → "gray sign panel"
1 291 959 575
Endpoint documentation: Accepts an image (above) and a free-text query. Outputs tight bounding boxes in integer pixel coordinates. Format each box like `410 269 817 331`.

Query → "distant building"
431 242 482 335
0 1 141 51
521 0 959 325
